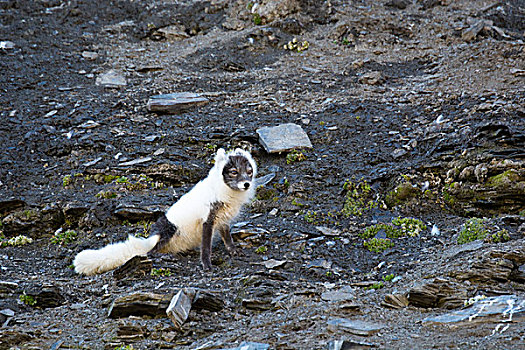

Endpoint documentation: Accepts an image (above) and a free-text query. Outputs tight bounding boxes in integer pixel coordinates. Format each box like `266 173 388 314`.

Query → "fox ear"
214 148 227 164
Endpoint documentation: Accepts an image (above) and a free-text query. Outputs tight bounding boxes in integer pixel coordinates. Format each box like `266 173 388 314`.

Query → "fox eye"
247 168 253 176
229 169 238 175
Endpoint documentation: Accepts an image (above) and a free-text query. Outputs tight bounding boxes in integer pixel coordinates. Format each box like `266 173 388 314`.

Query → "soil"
1 0 524 349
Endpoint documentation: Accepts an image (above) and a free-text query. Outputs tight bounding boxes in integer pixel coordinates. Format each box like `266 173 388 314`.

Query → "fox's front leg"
201 221 214 271
218 224 244 257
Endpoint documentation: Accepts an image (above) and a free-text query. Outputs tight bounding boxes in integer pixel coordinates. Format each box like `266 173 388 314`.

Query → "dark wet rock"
257 123 313 153
63 202 90 223
191 290 225 312
382 293 409 309
0 330 34 349
0 199 25 215
327 339 377 349
452 256 514 284
0 281 18 297
422 295 525 326
113 204 163 222
116 323 149 342
327 318 385 336
144 162 203 185
2 206 64 237
78 201 118 229
23 283 66 309
407 278 470 309
166 288 194 328
113 255 153 280
385 0 410 10
242 298 273 311
95 70 127 88
108 292 173 318
147 93 209 114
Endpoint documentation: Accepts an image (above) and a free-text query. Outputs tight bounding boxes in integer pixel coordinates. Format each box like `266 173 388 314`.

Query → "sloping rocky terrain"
0 0 524 349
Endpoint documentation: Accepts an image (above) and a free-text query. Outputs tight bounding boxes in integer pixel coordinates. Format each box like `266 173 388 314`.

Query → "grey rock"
0 281 19 297
255 173 276 187
316 226 341 236
83 157 102 167
156 24 189 40
0 41 15 49
263 259 288 269
81 51 98 60
108 292 172 318
242 298 273 311
307 259 332 269
257 123 313 153
327 318 385 336
321 287 355 302
118 156 152 166
218 342 270 350
166 288 195 329
423 295 525 326
444 241 483 259
382 293 409 309
147 92 209 114
358 71 385 85
96 70 127 88
327 339 377 349
407 278 469 309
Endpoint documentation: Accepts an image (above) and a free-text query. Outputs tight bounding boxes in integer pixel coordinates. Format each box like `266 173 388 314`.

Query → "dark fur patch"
150 215 178 252
222 155 253 191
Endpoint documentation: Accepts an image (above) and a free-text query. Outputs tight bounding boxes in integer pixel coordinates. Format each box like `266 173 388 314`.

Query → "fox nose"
243 182 250 189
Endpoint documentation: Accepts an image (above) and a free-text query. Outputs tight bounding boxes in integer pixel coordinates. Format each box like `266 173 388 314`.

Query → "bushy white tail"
74 235 160 275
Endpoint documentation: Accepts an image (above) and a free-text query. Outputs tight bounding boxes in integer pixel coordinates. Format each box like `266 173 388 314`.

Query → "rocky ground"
1 0 524 349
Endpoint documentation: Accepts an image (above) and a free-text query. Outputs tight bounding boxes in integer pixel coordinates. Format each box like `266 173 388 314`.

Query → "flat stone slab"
422 295 525 326
327 318 385 336
256 123 313 153
96 70 127 88
147 92 209 114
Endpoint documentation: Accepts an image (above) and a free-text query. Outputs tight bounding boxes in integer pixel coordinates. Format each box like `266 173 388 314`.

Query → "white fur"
73 148 256 275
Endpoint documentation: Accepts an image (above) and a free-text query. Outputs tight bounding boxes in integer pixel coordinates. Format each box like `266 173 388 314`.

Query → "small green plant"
365 282 384 290
134 221 152 238
255 245 267 254
286 150 307 164
50 229 77 245
382 274 395 282
341 179 377 217
116 176 129 184
62 174 72 187
283 37 309 52
363 238 394 253
291 198 305 207
486 229 511 243
4 235 34 247
458 218 488 244
151 268 172 277
390 217 427 238
252 13 262 25
114 345 134 350
20 293 37 306
95 190 117 199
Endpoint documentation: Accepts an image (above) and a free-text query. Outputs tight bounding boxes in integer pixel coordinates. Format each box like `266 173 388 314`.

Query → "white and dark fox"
73 148 256 275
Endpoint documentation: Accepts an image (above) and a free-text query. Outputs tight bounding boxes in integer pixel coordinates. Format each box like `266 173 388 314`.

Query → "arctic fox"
74 148 256 275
